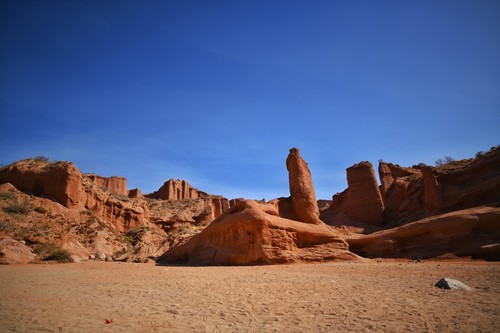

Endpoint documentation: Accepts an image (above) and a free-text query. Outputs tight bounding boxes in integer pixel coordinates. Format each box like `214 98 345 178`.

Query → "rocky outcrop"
128 188 142 198
148 198 215 230
0 177 167 263
157 200 359 265
80 176 150 232
284 148 321 224
148 195 243 233
0 159 150 233
85 174 128 197
0 159 82 208
377 162 424 223
323 161 384 226
435 278 472 291
158 148 359 265
377 146 500 224
431 148 500 212
146 179 210 200
211 196 230 219
346 205 500 260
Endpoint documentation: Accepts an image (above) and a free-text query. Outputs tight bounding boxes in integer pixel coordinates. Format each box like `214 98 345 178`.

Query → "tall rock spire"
286 148 321 224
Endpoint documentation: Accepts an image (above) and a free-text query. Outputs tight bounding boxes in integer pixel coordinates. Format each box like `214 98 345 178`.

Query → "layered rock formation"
146 179 209 200
80 176 150 232
85 174 128 197
347 204 500 260
322 146 500 229
158 148 359 265
0 160 83 208
0 159 150 233
322 161 385 226
0 182 169 263
378 146 500 224
377 162 423 223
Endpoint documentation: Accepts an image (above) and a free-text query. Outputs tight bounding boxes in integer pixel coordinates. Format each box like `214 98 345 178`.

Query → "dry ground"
0 260 499 332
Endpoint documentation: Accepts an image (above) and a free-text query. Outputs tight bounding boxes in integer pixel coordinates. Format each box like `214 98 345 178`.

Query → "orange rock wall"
0 161 150 232
147 179 210 200
0 161 82 208
85 174 128 197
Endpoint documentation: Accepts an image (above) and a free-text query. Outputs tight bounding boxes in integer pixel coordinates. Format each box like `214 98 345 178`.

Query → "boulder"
0 236 35 264
95 251 106 261
285 148 321 224
157 200 359 265
435 278 472 291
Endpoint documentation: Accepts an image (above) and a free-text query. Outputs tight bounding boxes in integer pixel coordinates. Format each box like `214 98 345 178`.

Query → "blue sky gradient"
1 1 499 200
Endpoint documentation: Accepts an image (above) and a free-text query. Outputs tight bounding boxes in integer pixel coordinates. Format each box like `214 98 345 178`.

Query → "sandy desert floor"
0 260 499 333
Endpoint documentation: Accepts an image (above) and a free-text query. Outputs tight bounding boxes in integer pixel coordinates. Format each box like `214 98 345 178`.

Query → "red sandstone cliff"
0 159 150 233
377 146 500 225
322 146 500 228
85 174 128 197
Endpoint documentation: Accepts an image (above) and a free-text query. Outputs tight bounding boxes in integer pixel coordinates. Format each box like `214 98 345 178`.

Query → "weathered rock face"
211 196 230 219
146 179 210 200
0 160 82 208
377 146 500 224
81 176 150 232
377 162 424 223
157 200 359 265
148 198 215 230
0 159 150 233
285 148 321 224
85 174 128 197
323 161 384 226
346 205 500 260
0 177 167 263
432 148 500 212
128 188 142 198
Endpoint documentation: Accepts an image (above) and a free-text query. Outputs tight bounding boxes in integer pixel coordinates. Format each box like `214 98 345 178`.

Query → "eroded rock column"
286 148 321 224
345 161 385 226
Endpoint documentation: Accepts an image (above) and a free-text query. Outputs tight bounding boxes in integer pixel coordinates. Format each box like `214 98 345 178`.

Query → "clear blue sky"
1 1 499 200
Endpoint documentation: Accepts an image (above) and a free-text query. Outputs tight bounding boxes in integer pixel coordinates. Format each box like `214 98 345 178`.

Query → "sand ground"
0 260 499 333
